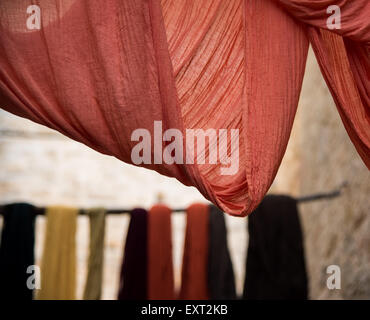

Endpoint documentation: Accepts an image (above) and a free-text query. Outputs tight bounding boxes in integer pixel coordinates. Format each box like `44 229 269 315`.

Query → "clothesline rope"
0 182 348 216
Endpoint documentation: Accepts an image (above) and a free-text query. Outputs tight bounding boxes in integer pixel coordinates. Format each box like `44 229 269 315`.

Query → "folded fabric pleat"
118 208 148 300
0 203 36 300
83 208 106 300
148 204 175 300
208 205 236 300
179 203 209 300
38 206 78 300
243 195 308 300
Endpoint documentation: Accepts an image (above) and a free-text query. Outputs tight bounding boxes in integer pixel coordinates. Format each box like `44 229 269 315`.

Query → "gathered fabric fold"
38 206 78 300
179 203 209 300
118 208 148 300
83 208 106 300
148 204 175 300
0 203 36 300
0 0 368 216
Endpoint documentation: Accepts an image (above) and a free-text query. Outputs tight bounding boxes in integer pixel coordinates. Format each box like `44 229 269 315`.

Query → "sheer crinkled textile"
0 1 369 216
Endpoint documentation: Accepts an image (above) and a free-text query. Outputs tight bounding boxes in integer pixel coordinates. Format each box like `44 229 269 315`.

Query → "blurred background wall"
297 50 370 300
0 49 369 299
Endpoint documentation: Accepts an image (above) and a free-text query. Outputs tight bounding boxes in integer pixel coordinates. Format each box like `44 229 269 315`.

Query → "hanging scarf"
179 203 209 300
83 208 106 300
208 205 236 300
0 203 36 300
148 204 175 300
118 208 148 300
243 195 308 300
0 0 368 216
38 206 78 300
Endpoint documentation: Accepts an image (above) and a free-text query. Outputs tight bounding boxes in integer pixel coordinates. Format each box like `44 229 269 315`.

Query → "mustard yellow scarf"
38 206 78 300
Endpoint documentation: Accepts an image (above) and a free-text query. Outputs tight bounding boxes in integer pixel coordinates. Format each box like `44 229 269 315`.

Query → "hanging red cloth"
148 204 175 300
179 203 209 300
0 0 368 216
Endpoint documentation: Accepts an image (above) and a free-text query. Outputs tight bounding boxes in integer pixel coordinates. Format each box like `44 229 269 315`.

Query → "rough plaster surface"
296 50 370 300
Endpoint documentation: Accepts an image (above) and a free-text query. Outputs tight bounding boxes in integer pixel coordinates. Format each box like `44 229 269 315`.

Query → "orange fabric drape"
0 1 368 216
179 203 209 300
148 204 175 300
277 0 370 170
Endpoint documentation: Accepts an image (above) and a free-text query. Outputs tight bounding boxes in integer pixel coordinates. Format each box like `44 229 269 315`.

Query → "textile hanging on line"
208 205 236 300
0 0 368 216
243 195 308 300
118 208 148 300
38 206 78 300
179 203 210 300
148 204 175 300
0 203 36 300
83 208 106 300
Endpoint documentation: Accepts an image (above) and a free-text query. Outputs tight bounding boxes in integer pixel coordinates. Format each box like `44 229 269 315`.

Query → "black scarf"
243 195 308 300
117 208 148 300
0 203 36 300
208 205 236 300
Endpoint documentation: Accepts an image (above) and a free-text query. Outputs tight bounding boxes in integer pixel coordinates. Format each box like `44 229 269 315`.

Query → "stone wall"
296 50 370 300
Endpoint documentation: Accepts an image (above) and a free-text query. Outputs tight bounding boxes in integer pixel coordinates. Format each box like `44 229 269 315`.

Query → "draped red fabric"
277 0 370 169
0 1 368 216
148 204 175 300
